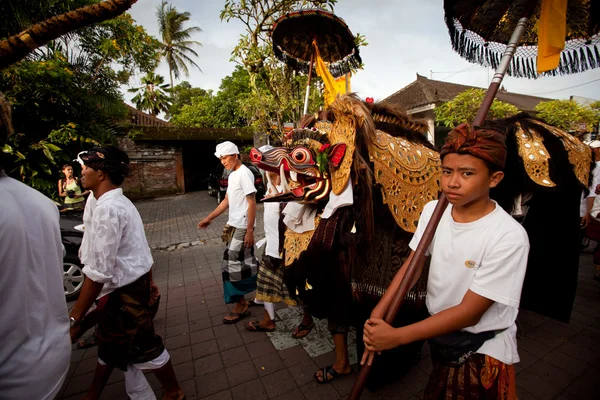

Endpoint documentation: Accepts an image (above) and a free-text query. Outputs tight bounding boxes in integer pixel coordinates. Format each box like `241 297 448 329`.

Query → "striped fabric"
255 254 296 306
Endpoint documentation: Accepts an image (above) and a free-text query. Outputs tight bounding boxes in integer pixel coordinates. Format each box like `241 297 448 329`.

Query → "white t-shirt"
226 164 257 229
409 200 529 364
0 174 71 400
80 188 154 299
264 183 283 259
580 161 600 217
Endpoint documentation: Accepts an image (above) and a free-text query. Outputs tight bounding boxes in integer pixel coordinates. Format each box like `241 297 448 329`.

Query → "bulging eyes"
291 148 311 163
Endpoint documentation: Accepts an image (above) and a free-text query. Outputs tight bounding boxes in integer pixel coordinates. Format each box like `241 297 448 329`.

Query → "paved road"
57 190 600 400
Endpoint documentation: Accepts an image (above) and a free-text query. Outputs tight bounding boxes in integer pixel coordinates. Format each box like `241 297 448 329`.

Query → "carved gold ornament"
328 113 356 195
530 120 591 187
514 123 555 187
369 130 441 232
283 216 321 267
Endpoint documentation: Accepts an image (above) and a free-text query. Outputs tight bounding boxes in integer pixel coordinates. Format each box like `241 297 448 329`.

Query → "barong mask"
249 122 347 203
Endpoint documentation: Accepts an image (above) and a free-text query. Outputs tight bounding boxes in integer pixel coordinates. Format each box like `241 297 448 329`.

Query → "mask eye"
291 148 310 163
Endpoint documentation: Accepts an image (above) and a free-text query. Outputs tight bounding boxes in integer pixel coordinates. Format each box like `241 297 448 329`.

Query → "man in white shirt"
0 99 71 400
362 123 529 399
580 140 600 230
198 141 258 324
69 146 184 400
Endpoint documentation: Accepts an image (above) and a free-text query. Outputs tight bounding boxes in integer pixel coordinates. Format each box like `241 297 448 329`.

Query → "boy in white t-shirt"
361 123 529 399
198 141 259 324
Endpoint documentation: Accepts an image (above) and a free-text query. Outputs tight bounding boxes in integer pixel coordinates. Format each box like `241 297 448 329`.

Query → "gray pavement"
57 191 600 400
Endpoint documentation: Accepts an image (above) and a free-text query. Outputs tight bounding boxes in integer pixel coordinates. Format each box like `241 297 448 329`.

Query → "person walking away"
0 95 71 400
69 146 184 400
58 163 89 209
198 141 258 324
362 123 529 399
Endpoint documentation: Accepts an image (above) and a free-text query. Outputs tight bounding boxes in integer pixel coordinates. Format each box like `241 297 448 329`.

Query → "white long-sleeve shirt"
80 188 153 298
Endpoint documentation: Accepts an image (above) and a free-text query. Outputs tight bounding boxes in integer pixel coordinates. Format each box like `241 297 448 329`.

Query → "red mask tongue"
292 187 304 197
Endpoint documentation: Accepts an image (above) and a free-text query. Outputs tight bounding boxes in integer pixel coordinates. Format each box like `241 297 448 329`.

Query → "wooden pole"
348 1 539 398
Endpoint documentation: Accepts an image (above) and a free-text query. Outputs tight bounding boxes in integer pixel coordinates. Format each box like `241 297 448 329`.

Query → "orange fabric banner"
537 0 567 73
313 40 350 105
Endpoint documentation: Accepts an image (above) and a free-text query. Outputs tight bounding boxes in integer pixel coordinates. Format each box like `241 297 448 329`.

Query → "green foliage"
157 1 202 87
170 66 252 128
168 81 211 117
0 2 156 197
128 72 172 116
435 89 520 128
534 99 600 133
220 0 353 137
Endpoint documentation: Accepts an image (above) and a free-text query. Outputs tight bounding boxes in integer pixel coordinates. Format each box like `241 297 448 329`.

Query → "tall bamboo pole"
348 1 539 398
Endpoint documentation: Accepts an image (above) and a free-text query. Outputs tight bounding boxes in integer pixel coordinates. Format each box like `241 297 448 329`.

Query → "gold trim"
328 113 355 195
283 216 321 266
369 130 440 232
530 120 591 187
515 123 555 187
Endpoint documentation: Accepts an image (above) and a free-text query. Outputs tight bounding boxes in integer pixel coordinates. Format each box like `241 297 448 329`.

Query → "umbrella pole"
303 51 315 116
348 1 538 399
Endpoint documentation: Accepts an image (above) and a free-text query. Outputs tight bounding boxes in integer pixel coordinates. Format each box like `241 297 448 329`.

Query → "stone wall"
117 136 184 199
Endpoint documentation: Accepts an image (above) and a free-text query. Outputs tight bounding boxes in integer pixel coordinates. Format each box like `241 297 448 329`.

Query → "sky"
125 0 600 105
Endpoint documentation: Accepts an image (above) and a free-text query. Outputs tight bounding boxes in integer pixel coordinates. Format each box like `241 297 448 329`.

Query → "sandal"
314 365 351 384
291 322 314 339
223 310 252 324
77 334 97 349
244 320 276 332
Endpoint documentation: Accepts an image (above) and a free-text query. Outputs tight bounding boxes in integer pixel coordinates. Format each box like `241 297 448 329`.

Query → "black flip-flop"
77 334 97 349
314 365 351 384
223 310 252 324
291 322 314 339
244 320 276 332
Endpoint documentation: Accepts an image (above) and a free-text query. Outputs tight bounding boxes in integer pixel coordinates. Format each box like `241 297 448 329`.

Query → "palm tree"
156 1 202 88
128 72 172 116
0 0 139 69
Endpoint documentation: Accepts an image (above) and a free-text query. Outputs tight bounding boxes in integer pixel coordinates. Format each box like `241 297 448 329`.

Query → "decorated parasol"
271 8 361 115
349 1 600 398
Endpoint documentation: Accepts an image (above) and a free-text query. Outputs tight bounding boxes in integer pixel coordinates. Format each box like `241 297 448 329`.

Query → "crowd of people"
1 98 598 399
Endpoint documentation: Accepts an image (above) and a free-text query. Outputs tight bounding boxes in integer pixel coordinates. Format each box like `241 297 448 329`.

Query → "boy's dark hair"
79 146 130 186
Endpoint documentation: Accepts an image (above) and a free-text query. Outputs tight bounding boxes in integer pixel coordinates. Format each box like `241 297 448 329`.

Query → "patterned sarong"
222 226 258 303
424 353 517 400
96 273 164 371
255 254 295 305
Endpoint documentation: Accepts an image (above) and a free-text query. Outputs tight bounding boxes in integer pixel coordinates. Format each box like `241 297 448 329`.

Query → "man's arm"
244 193 256 248
69 277 104 341
198 195 229 228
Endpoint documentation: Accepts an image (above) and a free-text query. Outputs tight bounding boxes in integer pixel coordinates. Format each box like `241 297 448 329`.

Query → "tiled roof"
383 74 552 113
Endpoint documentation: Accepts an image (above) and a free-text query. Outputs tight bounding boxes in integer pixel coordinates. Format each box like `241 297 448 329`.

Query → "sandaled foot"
223 310 251 324
244 320 276 332
291 322 314 339
314 365 351 384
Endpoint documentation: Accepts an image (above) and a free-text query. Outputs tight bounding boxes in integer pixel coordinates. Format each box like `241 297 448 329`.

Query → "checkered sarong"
222 227 258 282
255 254 296 305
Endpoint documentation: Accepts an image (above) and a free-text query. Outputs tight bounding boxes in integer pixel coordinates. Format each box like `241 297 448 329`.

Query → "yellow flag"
537 0 567 74
313 41 350 106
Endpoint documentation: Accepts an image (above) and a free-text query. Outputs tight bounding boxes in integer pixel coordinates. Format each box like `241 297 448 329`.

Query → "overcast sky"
126 0 600 105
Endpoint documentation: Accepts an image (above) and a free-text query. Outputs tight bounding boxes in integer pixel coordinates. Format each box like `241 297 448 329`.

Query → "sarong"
255 254 295 305
424 353 517 400
222 226 258 304
96 273 165 371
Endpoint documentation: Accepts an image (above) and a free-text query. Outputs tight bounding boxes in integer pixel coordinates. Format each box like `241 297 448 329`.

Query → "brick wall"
117 136 184 199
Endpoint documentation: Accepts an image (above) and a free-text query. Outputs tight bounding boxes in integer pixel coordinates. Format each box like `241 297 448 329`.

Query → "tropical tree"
128 72 172 116
435 88 520 128
156 1 202 88
220 0 350 134
534 99 600 133
0 0 140 69
168 81 210 117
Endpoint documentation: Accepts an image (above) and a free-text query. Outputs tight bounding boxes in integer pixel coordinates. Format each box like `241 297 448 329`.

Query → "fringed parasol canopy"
444 0 600 78
271 8 361 78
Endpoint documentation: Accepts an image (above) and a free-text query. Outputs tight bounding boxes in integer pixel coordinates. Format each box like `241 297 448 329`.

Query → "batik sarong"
96 273 165 371
424 353 517 400
255 254 295 305
222 226 258 304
